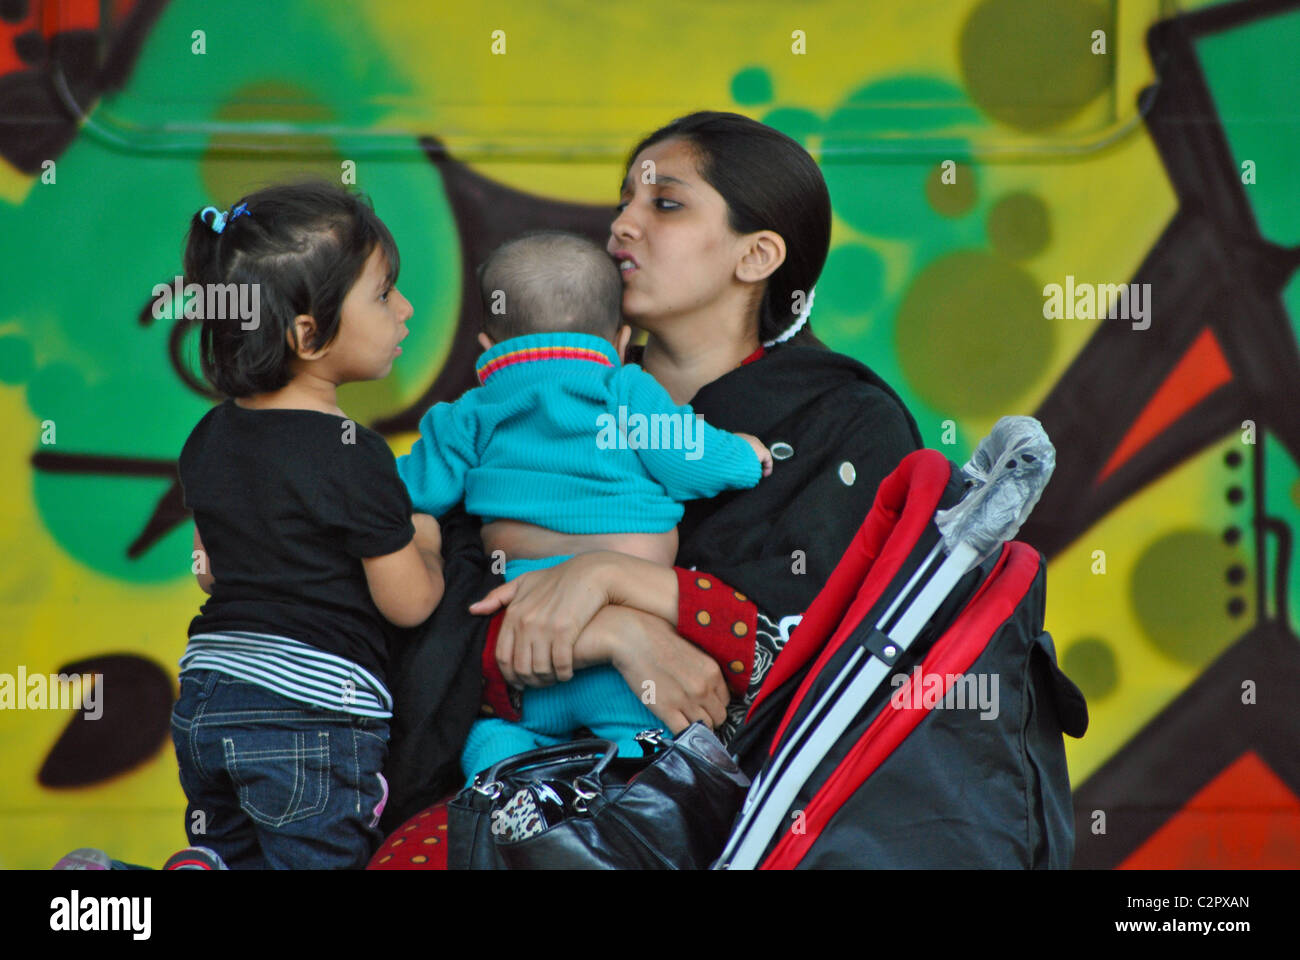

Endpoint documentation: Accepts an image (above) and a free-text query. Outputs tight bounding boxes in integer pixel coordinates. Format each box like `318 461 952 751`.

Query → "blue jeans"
170 669 390 869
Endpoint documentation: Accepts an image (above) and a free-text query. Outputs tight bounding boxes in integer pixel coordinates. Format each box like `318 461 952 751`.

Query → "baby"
395 231 770 780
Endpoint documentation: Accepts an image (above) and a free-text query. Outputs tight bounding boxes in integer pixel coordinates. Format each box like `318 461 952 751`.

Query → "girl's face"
608 138 754 334
330 245 412 381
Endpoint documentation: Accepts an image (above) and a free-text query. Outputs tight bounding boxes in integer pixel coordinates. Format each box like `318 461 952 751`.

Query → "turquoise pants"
460 554 671 783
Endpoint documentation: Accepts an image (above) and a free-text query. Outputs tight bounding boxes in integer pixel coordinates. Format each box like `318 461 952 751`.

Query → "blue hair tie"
200 202 251 234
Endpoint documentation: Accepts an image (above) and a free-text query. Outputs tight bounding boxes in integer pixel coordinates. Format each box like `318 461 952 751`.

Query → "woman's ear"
735 230 787 284
476 332 495 352
613 324 633 360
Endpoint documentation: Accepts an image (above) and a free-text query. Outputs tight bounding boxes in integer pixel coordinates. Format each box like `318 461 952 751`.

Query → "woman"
378 111 921 850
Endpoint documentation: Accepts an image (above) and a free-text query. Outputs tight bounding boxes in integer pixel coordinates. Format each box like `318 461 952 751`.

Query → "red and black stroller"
717 416 1089 869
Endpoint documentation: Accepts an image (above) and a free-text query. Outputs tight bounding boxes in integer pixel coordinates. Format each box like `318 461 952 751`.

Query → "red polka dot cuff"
673 567 756 696
480 613 523 722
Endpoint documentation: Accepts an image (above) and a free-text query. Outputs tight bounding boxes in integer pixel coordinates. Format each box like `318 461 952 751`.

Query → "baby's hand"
736 432 773 478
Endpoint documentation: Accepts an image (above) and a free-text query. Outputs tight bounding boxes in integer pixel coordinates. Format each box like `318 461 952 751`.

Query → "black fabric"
381 345 921 829
179 399 415 683
382 504 502 829
676 345 923 622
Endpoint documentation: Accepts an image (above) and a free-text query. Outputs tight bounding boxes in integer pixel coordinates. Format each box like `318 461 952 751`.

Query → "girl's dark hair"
625 111 830 349
183 180 400 397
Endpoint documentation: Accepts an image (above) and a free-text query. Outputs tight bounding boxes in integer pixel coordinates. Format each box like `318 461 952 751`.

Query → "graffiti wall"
1 0 1297 868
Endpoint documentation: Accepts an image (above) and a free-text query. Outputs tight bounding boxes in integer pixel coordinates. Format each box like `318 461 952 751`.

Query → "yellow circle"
732 621 749 637
696 610 711 626
696 577 712 589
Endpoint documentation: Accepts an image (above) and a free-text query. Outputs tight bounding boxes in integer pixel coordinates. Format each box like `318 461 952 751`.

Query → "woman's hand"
574 605 730 734
470 552 616 688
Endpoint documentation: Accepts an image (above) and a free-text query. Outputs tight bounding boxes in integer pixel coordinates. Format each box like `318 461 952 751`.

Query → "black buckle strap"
860 627 901 666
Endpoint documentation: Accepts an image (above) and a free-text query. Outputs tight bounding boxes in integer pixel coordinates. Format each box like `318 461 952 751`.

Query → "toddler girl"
173 181 444 869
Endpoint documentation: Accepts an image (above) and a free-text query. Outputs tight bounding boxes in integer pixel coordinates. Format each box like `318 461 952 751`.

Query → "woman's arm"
571 604 730 733
468 551 679 687
471 549 764 715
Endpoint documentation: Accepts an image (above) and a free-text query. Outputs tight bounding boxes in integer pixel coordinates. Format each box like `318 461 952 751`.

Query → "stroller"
716 416 1089 869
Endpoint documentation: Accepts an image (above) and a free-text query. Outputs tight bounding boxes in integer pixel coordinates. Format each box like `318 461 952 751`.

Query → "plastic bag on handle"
934 416 1056 559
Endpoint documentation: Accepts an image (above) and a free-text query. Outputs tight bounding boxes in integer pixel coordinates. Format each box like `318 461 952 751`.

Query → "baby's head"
184 180 407 398
477 231 627 352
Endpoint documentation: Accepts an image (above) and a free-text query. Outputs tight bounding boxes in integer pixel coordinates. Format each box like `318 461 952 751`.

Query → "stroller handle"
935 416 1055 558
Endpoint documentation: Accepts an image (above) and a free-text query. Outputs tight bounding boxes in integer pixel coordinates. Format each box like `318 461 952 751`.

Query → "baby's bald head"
478 231 624 342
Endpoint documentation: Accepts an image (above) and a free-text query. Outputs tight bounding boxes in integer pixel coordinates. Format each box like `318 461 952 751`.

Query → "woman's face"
608 138 751 331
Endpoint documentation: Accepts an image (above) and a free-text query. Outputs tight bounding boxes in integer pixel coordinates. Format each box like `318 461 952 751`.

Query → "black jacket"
381 345 922 829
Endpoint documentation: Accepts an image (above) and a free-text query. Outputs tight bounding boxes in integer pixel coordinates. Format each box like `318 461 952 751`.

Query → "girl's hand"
470 552 615 688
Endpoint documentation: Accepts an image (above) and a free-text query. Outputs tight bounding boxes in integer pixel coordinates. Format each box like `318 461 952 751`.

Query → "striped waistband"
180 631 392 719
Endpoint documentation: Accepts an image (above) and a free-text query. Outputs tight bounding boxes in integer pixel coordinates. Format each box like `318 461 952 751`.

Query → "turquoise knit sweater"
395 332 762 534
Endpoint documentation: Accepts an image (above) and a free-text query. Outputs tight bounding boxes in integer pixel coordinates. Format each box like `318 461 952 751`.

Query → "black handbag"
447 723 750 869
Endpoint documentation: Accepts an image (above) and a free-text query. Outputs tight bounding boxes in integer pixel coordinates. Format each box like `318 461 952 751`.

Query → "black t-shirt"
178 399 416 684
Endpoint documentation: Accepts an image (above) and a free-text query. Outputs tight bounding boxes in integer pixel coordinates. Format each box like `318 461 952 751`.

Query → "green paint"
1196 10 1300 247
0 335 35 385
987 192 1050 260
959 0 1113 131
895 250 1052 416
731 67 774 106
1131 530 1244 667
1062 636 1118 700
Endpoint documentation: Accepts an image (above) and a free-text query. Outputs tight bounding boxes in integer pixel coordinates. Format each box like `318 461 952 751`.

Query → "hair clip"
763 286 815 347
199 202 251 234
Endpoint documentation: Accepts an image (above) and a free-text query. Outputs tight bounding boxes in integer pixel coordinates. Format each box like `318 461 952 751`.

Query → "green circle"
822 76 978 237
760 107 822 146
960 0 1112 130
1061 636 1118 700
1131 530 1239 666
895 250 1052 415
202 81 342 202
731 67 774 106
0 334 35 384
925 161 977 217
813 245 886 342
25 362 87 422
987 192 1051 260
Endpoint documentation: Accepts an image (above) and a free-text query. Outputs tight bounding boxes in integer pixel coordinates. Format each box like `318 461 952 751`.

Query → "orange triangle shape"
1119 751 1300 868
1097 327 1233 484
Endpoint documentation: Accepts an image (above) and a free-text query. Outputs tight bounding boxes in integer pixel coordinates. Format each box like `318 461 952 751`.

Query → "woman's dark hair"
183 180 400 397
625 111 830 348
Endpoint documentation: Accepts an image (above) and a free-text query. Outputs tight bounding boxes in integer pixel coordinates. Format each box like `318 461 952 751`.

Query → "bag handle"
472 737 618 796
